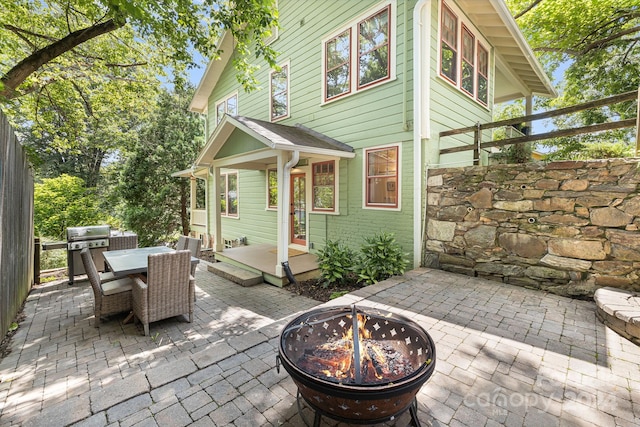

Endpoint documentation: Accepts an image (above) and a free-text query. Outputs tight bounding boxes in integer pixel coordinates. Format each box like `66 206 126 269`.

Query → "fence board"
0 110 34 337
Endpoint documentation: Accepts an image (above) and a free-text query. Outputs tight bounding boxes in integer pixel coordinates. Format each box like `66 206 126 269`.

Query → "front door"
290 173 306 245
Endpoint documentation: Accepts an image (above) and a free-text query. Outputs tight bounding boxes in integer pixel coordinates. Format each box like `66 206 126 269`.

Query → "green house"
176 0 555 285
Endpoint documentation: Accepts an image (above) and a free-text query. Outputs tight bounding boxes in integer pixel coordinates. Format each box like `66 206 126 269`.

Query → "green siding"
201 0 508 268
216 129 266 159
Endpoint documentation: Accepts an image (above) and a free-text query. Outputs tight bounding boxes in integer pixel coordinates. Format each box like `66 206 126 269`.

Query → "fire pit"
277 305 436 426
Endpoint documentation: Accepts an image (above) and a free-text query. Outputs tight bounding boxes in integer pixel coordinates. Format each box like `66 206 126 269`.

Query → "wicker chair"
176 235 187 251
80 248 133 327
109 234 138 251
184 237 202 276
132 250 194 336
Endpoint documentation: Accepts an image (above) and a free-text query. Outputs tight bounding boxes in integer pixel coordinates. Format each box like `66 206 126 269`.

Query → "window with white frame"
215 93 238 125
323 2 394 103
270 64 289 121
312 161 335 212
220 172 238 217
267 169 278 209
439 1 490 106
365 145 398 208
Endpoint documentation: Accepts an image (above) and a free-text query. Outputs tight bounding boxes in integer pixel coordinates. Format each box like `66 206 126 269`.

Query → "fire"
296 313 415 384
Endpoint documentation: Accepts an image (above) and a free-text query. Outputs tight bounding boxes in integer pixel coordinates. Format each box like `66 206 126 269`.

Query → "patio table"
103 246 199 276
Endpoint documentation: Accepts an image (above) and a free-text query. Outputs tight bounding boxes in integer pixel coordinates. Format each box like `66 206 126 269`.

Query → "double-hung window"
220 172 238 217
270 64 289 121
267 169 278 209
439 1 490 106
323 2 394 103
365 145 399 209
312 161 335 212
215 93 238 126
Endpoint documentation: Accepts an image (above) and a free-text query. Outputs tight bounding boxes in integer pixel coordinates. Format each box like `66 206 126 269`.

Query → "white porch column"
210 166 224 252
275 150 299 276
189 176 197 235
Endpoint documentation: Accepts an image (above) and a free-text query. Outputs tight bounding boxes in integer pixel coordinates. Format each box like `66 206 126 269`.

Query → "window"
440 4 457 83
323 2 394 103
215 93 238 125
439 1 490 106
267 169 278 209
365 146 398 208
312 161 335 211
220 172 238 217
270 64 289 121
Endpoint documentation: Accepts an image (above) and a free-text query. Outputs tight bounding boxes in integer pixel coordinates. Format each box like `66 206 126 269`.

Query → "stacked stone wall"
424 158 640 298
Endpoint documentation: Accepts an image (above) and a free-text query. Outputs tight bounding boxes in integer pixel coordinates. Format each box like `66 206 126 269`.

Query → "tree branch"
514 0 543 20
0 18 124 100
580 25 640 54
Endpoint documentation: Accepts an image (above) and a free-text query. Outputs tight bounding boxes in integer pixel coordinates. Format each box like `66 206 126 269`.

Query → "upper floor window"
439 1 490 107
312 161 335 212
365 145 398 209
270 64 289 121
323 2 394 103
215 92 238 125
220 171 238 217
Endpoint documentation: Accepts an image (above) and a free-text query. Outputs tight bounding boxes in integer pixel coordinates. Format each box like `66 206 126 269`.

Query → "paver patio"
0 264 638 426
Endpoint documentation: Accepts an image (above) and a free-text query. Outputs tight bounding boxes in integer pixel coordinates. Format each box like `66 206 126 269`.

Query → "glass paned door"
290 173 306 245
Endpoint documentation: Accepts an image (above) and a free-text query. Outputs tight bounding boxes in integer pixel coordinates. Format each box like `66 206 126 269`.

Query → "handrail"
439 89 639 159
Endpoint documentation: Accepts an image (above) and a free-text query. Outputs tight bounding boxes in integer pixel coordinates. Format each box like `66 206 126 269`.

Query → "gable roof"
195 115 355 168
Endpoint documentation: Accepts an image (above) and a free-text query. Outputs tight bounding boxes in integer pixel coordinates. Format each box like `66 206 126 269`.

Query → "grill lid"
67 225 111 241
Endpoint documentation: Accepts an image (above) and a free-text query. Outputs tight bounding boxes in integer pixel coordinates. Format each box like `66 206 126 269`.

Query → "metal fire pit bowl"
277 305 436 425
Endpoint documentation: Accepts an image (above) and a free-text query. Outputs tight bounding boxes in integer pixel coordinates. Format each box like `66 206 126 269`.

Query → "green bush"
316 239 357 287
356 232 408 285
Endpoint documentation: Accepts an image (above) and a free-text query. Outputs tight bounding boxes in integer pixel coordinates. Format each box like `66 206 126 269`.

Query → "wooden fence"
0 110 34 337
440 89 640 163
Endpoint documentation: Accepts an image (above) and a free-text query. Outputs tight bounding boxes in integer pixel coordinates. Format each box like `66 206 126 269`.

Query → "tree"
505 0 640 157
34 174 111 239
119 86 203 246
0 0 279 100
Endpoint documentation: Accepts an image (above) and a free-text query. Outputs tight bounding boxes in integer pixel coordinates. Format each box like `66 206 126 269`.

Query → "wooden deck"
210 243 320 287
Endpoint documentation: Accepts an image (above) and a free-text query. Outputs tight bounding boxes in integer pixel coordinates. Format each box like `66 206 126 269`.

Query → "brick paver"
1 265 639 426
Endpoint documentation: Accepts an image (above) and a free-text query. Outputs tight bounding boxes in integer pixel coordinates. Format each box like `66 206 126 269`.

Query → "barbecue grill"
277 304 436 426
67 225 110 285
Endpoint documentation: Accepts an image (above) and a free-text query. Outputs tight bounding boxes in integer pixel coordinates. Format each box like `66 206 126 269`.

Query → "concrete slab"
208 262 263 286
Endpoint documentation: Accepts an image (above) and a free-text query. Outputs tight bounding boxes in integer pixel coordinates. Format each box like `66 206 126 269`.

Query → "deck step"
207 262 263 287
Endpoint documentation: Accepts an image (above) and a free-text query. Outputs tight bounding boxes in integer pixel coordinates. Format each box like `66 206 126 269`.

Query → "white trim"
320 0 397 105
269 61 291 122
362 142 402 211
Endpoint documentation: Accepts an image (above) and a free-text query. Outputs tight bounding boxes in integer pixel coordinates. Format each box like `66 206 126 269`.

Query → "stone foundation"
424 158 640 298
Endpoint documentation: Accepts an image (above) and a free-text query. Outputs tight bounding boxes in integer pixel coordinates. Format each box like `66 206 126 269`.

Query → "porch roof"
195 115 355 168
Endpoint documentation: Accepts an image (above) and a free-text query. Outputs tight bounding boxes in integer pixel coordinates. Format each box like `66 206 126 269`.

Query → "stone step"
594 287 640 346
207 262 263 287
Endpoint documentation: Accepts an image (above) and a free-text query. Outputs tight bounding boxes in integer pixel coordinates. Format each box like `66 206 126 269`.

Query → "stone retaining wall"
424 158 640 298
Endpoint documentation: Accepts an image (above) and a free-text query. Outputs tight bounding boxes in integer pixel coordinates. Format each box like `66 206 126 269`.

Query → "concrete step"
207 262 263 287
594 287 640 346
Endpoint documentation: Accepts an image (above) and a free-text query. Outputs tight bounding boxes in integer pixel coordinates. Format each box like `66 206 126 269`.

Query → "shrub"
316 239 357 287
356 232 408 285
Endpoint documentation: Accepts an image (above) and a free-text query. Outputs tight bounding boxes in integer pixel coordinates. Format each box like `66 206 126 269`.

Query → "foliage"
548 140 634 161
119 86 203 246
505 0 640 153
316 240 358 287
34 174 111 240
356 232 408 286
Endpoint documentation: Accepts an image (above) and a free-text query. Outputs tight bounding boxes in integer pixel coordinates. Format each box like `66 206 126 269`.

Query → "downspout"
413 0 430 268
276 150 300 277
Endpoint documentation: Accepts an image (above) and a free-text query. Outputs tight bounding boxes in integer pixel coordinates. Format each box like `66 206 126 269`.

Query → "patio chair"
176 235 187 251
131 250 194 336
109 234 138 251
80 248 133 327
184 236 202 276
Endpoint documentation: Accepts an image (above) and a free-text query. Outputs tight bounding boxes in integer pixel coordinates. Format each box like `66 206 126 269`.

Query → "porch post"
275 152 288 276
210 165 224 252
189 176 196 235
